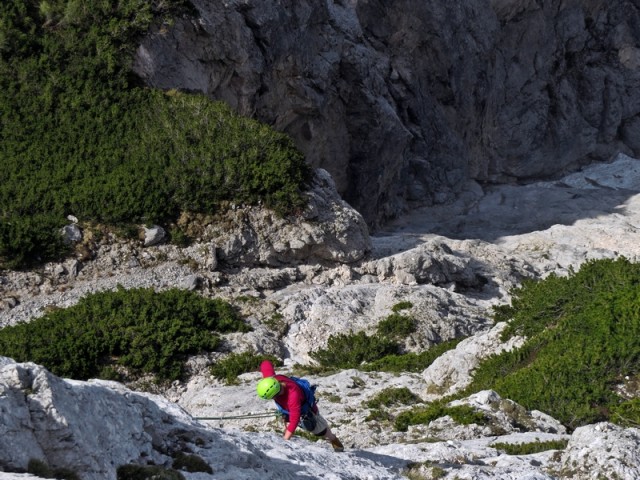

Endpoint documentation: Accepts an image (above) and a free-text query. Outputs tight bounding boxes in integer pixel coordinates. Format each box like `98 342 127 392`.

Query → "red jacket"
260 360 317 434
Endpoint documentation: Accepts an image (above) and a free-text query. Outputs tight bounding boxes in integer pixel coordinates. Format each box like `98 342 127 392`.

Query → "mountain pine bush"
210 352 282 384
468 257 640 429
0 0 311 269
310 311 462 373
0 287 250 381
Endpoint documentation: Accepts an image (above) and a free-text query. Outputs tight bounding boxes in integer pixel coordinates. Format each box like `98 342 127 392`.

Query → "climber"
256 359 345 452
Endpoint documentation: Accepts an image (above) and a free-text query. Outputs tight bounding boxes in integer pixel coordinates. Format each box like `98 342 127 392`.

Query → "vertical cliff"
133 0 640 227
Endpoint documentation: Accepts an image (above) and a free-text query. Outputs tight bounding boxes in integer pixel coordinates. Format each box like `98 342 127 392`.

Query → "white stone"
60 224 82 244
143 225 167 247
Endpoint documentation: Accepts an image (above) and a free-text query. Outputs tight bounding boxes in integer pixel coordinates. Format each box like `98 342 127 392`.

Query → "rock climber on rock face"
257 360 344 452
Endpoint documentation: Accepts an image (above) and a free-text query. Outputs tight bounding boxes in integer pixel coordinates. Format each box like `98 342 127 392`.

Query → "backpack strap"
290 376 317 414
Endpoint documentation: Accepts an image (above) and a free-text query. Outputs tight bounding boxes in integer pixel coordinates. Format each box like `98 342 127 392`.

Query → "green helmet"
257 377 281 399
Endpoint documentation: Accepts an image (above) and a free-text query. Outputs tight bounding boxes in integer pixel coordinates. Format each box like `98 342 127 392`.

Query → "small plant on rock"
310 310 463 374
365 408 393 422
491 439 568 455
394 401 486 432
391 301 414 312
375 313 416 340
210 352 282 384
365 387 421 409
27 459 80 480
117 465 185 480
310 331 399 369
362 337 464 374
610 398 640 428
403 461 446 480
172 452 213 474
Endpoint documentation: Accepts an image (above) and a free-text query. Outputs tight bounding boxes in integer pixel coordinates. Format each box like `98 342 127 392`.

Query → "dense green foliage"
311 330 400 369
468 257 640 429
365 387 421 409
394 402 486 432
0 214 70 269
210 352 282 384
310 312 411 368
362 337 463 373
0 287 250 381
310 311 462 373
376 313 416 339
0 0 311 269
610 398 640 427
490 439 568 455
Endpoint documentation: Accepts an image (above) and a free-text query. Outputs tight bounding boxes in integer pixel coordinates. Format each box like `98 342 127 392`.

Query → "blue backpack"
277 376 317 415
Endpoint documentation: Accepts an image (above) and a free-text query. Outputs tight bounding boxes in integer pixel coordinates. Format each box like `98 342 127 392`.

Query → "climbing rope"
195 411 282 421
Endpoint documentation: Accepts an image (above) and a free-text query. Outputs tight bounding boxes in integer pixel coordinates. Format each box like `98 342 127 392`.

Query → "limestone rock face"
559 423 640 479
448 390 567 437
0 358 405 480
133 0 640 227
421 322 525 399
0 359 175 479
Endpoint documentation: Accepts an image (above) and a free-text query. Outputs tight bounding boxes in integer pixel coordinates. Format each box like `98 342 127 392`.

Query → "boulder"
143 225 167 247
201 169 371 267
422 322 525 399
60 224 82 244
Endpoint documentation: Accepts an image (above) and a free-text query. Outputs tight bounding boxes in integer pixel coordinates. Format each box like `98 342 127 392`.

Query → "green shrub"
168 227 192 248
467 257 640 429
117 464 185 480
27 459 52 478
0 287 250 381
391 301 414 312
263 312 289 336
172 452 213 474
310 331 399 369
375 313 416 339
365 408 393 422
295 429 324 443
430 466 446 479
366 387 421 409
610 398 640 427
362 337 464 373
210 352 282 384
404 463 447 480
491 439 568 455
49 467 80 480
0 214 69 269
395 402 486 432
0 0 311 269
310 312 464 373
27 459 80 480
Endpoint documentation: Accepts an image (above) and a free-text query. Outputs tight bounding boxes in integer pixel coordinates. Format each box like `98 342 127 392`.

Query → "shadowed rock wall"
133 0 640 228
